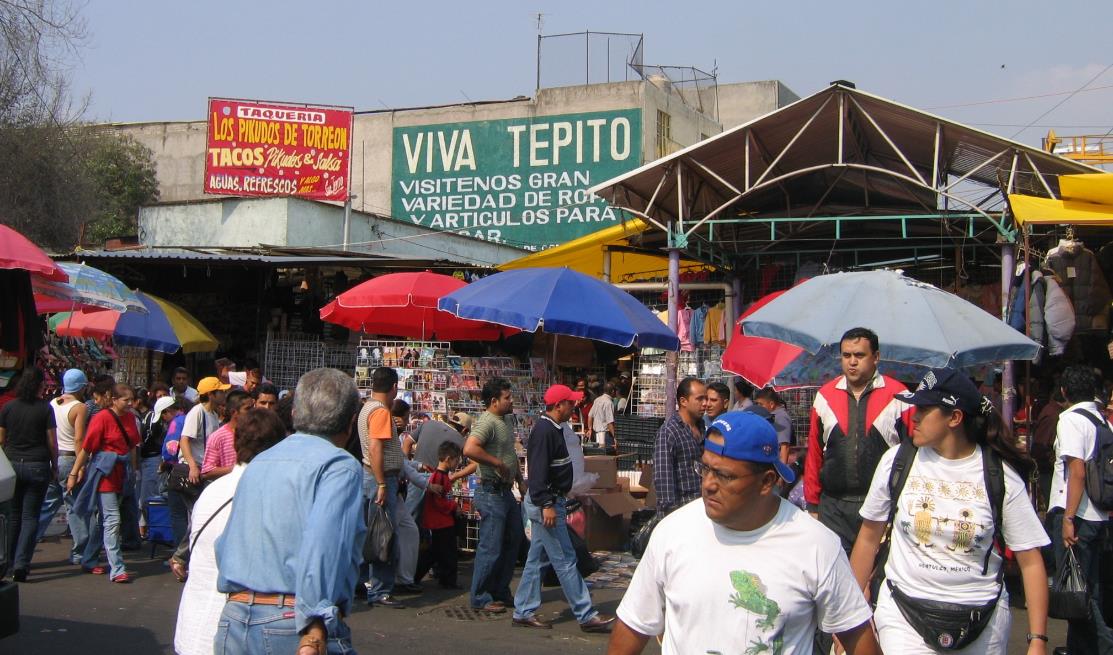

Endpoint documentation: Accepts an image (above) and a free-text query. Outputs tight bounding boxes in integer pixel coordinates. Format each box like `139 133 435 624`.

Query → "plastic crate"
458 517 479 552
615 415 663 444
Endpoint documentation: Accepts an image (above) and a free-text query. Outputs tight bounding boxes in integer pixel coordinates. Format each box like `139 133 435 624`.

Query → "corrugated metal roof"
68 248 402 266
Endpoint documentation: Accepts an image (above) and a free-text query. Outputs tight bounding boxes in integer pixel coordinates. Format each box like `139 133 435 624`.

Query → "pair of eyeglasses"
693 460 753 484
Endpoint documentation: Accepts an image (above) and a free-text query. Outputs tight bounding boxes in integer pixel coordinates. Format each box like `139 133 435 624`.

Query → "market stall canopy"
33 262 146 314
495 218 708 280
1008 173 1113 226
740 269 1040 368
437 267 680 350
52 292 218 354
588 83 1098 269
0 224 67 281
320 271 514 341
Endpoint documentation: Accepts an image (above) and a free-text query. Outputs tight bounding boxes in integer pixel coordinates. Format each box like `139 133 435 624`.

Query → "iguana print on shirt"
726 570 784 655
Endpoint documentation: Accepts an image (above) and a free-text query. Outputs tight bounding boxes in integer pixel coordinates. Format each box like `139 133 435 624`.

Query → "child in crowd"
415 441 462 589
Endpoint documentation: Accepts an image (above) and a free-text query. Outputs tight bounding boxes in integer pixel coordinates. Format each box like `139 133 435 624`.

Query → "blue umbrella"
437 267 680 350
740 270 1040 368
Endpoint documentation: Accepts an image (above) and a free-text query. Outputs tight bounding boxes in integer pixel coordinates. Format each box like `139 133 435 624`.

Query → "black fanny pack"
887 581 999 650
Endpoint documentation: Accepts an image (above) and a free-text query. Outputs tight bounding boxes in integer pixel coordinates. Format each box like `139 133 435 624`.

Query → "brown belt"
227 591 296 608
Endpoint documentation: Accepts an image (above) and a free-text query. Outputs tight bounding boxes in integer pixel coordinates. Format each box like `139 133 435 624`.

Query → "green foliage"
81 131 160 245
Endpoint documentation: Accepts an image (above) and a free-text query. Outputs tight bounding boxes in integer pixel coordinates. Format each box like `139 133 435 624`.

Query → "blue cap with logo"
705 410 795 483
62 369 88 394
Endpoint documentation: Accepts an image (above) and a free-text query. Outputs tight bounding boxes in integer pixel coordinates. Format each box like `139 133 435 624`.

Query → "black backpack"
1068 409 1113 511
886 440 1006 576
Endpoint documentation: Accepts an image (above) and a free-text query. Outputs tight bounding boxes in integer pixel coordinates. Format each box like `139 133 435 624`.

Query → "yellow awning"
1009 173 1113 226
496 218 710 280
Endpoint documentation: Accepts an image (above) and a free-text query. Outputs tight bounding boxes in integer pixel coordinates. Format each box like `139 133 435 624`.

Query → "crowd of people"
0 329 1111 653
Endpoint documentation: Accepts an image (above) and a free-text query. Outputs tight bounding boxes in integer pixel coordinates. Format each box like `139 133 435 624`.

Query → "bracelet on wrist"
1026 632 1048 643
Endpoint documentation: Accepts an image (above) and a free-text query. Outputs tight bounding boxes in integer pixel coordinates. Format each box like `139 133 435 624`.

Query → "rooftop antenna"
535 11 547 93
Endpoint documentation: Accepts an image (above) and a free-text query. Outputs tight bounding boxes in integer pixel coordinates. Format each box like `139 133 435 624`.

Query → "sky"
73 0 1112 150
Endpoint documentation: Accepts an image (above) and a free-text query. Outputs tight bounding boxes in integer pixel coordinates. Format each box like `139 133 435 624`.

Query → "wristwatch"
1026 633 1048 643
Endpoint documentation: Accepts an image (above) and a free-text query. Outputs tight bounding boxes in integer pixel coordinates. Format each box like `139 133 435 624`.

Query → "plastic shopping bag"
363 503 395 565
1049 546 1089 621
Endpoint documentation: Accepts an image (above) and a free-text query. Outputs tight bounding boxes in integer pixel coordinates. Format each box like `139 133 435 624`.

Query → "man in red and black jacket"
804 327 913 553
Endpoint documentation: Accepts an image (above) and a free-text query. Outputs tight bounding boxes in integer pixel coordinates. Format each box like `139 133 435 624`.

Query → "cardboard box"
580 489 641 550
584 455 618 489
639 463 655 509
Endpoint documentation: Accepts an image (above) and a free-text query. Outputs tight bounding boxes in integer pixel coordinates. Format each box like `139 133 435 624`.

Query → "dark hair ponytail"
964 407 1032 478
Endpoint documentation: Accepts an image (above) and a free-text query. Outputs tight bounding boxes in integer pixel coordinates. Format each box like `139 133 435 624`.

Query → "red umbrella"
0 225 67 281
320 271 513 341
720 290 808 390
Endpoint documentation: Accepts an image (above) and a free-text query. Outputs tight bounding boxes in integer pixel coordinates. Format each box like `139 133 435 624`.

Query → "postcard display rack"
354 339 551 552
115 346 163 390
633 343 727 418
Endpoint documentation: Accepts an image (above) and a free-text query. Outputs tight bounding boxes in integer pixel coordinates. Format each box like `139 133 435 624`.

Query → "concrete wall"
116 79 796 248
138 197 526 266
716 80 792 129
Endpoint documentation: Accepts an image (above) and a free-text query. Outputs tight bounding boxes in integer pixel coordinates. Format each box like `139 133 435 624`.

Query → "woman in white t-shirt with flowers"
849 368 1050 655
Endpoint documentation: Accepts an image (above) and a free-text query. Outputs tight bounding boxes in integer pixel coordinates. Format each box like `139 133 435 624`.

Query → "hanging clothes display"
1007 268 1076 362
1045 239 1113 332
678 306 694 352
690 304 707 347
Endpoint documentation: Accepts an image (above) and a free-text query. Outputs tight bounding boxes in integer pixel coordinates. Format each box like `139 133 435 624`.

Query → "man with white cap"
608 411 879 655
138 395 177 538
512 384 615 633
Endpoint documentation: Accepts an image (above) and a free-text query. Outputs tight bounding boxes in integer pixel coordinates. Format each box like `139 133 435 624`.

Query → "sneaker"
369 595 406 608
83 566 107 575
12 569 27 583
111 573 132 584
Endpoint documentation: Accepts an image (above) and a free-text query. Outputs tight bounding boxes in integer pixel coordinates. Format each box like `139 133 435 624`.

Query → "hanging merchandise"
1045 239 1113 332
354 339 549 441
1006 268 1076 362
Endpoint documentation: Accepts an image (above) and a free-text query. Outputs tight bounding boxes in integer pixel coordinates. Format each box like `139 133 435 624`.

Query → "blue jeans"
365 472 399 602
1050 510 1112 655
470 485 523 608
138 456 162 528
37 455 96 562
83 491 126 578
8 459 51 571
214 601 353 654
514 494 597 623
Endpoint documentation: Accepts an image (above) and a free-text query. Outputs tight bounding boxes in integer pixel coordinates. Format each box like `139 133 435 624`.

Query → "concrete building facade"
114 79 796 251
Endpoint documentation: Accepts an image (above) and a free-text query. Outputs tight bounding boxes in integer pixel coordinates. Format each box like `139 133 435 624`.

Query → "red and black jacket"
803 372 912 510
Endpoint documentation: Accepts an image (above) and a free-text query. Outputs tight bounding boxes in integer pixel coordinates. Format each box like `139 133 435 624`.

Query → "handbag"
1049 545 1090 620
167 463 202 499
887 581 1000 650
364 502 395 564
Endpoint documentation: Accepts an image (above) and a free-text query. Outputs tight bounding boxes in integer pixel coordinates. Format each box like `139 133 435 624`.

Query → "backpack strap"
1069 408 1110 460
886 440 917 527
979 446 1006 578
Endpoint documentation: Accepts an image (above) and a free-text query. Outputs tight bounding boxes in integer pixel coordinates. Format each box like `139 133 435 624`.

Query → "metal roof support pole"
665 245 680 420
750 96 832 189
1000 242 1016 426
848 96 927 186
602 247 612 283
1006 151 1019 194
1023 152 1057 199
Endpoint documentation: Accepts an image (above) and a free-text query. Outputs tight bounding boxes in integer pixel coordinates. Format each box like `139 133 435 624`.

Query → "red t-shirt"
421 469 458 530
82 410 139 493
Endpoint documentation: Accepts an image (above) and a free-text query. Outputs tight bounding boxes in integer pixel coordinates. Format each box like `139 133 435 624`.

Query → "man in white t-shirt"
608 411 878 655
587 382 616 451
1049 365 1111 655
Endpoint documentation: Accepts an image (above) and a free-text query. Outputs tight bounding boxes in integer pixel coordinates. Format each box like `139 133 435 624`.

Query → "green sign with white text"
391 109 642 250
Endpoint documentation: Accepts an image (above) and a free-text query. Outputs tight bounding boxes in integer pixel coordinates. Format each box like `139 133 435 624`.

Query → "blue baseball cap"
705 411 795 483
62 369 88 394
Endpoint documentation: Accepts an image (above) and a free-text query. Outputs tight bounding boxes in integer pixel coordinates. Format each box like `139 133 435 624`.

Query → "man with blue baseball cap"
608 411 879 655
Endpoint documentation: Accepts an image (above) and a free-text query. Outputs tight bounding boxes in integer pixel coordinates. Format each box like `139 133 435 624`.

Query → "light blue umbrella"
32 261 146 314
740 270 1040 368
437 267 680 350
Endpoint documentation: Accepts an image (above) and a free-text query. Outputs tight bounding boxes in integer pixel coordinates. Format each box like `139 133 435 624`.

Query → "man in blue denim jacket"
214 368 365 655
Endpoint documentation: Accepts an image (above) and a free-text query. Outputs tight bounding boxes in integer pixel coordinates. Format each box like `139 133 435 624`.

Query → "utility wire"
1010 64 1113 138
